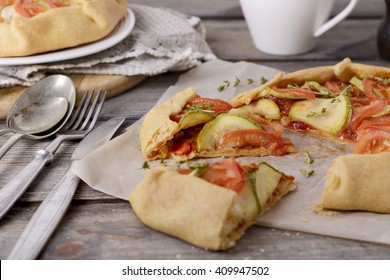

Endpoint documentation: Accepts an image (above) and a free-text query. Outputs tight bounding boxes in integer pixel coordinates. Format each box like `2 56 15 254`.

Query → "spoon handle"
0 133 24 159
0 149 53 220
0 128 14 136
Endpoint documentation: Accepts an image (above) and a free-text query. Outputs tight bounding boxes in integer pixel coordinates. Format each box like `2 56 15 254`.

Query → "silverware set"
0 78 125 259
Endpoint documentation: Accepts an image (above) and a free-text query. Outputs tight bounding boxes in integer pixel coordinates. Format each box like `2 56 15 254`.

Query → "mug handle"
314 0 359 37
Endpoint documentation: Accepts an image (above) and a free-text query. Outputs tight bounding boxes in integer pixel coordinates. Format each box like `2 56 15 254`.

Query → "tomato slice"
348 99 387 131
14 0 45 17
353 116 390 154
177 169 193 175
272 87 316 100
216 128 292 156
44 0 70 8
0 0 14 8
171 138 196 155
186 97 232 114
323 80 346 94
362 77 390 100
200 158 247 193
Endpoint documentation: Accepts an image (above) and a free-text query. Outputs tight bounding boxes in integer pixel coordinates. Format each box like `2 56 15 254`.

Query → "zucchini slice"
289 94 352 136
254 162 282 209
197 113 261 151
230 99 281 120
178 110 215 130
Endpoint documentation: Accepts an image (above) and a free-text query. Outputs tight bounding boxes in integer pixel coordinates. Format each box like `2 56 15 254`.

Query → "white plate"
0 7 135 66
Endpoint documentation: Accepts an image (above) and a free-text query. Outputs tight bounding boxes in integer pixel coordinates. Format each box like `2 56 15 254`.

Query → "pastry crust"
130 164 295 250
130 166 238 250
321 152 390 213
231 58 390 107
0 0 127 57
140 87 197 160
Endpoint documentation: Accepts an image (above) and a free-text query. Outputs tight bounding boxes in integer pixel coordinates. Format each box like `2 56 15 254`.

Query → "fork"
0 89 106 220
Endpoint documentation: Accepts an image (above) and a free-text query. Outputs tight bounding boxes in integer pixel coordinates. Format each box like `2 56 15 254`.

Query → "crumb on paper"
282 232 290 237
312 202 340 217
301 218 309 223
259 248 266 253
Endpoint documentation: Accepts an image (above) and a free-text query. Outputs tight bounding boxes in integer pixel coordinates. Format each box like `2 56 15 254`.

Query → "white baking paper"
72 59 390 246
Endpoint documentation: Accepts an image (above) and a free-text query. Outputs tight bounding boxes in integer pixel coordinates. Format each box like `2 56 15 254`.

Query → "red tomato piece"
216 128 292 156
324 80 346 94
354 116 390 154
0 0 14 8
362 77 390 100
272 87 316 100
44 0 70 8
171 138 195 155
14 0 45 17
348 99 387 131
186 97 232 114
200 158 247 193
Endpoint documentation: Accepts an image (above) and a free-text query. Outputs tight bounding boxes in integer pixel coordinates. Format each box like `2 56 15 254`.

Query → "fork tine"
70 90 95 130
63 90 91 130
83 90 107 134
78 89 102 131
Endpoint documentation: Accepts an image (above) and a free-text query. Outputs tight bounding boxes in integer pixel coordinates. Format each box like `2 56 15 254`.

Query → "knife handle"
0 149 53 220
8 168 79 260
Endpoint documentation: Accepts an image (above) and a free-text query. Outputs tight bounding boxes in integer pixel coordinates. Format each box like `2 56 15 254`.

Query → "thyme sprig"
217 76 268 92
300 150 315 177
303 150 314 164
300 169 315 177
142 161 150 169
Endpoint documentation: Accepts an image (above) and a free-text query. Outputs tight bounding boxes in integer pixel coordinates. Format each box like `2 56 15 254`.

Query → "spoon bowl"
9 97 69 134
0 75 76 158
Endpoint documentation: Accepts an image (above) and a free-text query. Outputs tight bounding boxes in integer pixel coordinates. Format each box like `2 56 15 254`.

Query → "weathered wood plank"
1 202 389 260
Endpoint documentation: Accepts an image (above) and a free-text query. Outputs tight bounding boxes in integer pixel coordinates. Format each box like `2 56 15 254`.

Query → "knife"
7 117 125 260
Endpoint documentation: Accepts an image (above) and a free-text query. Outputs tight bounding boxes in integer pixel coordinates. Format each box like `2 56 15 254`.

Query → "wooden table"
1 0 390 260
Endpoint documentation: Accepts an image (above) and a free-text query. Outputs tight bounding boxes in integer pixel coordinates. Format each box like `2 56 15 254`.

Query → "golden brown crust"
0 0 127 57
129 164 295 250
140 87 198 160
129 165 238 250
320 153 390 213
230 58 390 107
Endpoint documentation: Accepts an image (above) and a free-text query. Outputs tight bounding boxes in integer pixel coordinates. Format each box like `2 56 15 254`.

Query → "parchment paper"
72 59 390 246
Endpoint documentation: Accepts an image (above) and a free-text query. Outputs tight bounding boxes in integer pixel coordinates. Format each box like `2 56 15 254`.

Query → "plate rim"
0 7 135 66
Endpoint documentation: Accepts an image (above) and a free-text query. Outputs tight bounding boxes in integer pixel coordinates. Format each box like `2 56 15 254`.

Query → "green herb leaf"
234 77 241 87
303 151 314 164
142 161 150 169
217 85 225 92
306 111 316 117
300 169 315 177
260 76 267 84
247 78 254 84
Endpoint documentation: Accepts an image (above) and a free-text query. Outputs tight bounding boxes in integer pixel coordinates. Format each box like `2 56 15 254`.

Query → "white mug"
239 0 359 55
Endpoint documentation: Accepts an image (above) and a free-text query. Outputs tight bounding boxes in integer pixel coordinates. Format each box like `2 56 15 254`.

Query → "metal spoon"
0 75 76 159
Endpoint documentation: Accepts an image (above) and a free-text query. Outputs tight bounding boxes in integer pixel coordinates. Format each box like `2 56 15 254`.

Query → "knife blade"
7 117 125 260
